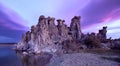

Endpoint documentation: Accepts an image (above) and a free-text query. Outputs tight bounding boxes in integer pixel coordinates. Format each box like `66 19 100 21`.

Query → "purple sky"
0 0 120 43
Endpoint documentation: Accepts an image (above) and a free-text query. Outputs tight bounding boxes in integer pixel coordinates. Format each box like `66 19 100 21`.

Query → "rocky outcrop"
70 16 81 40
16 15 82 53
16 15 120 53
97 26 107 42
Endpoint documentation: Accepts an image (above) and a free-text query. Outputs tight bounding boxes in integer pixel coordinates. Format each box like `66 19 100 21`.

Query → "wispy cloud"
0 3 28 30
0 3 28 43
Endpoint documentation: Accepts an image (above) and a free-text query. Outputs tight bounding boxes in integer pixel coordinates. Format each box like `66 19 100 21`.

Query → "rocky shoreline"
16 49 120 66
46 53 120 66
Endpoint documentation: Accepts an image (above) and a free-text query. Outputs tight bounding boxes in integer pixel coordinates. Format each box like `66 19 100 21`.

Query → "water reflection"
16 52 52 66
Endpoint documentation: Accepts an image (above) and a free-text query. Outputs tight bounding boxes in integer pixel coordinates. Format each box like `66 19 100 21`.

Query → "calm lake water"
0 45 21 66
0 45 52 66
0 45 120 66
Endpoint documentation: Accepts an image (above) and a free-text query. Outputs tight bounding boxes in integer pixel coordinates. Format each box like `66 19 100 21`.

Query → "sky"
0 0 120 43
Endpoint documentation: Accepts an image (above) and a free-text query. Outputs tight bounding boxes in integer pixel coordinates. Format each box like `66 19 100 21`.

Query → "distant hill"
0 43 17 46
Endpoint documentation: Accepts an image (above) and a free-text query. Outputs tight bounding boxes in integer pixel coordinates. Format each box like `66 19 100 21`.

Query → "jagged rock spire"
70 16 81 40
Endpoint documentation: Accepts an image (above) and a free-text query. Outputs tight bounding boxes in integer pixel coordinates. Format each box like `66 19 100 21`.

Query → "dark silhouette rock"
97 26 107 42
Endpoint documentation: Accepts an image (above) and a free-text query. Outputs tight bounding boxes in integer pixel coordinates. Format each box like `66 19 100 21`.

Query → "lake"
0 45 52 66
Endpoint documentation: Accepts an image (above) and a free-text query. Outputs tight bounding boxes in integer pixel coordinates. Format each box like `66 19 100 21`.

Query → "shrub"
84 35 101 48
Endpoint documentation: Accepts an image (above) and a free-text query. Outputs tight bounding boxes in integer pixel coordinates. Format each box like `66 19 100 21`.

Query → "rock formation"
97 26 107 42
16 15 120 53
16 15 82 53
70 16 81 40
